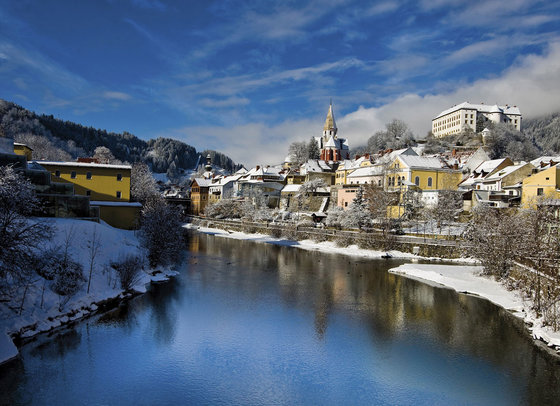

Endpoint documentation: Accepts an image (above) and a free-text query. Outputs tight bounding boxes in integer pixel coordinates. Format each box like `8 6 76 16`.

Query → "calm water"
1 232 560 405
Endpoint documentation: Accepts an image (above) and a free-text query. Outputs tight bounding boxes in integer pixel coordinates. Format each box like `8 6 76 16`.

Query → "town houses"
192 101 557 220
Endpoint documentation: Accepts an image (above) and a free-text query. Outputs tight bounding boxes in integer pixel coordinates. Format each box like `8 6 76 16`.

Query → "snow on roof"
90 201 142 207
484 163 529 181
37 160 131 170
398 155 446 169
282 184 301 192
434 102 521 120
530 156 560 169
376 147 418 164
473 158 509 174
303 159 333 173
325 136 337 148
347 166 384 178
192 178 212 187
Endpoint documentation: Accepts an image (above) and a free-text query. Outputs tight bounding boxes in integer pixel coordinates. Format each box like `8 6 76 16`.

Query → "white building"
432 102 521 138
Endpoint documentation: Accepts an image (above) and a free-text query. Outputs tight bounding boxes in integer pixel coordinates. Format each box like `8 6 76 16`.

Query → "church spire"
323 100 337 132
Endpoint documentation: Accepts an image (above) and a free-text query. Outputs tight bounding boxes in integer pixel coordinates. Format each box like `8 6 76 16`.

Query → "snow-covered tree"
0 166 51 294
308 137 320 160
294 178 327 212
288 141 309 167
342 186 372 230
131 162 159 204
14 133 72 161
325 206 345 229
93 146 120 164
139 196 184 267
463 205 520 279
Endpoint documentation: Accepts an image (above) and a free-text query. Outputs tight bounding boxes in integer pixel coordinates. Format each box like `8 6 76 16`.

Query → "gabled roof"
483 163 531 182
191 178 212 187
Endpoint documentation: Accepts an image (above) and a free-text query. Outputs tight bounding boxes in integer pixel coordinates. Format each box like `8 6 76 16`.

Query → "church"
316 102 350 162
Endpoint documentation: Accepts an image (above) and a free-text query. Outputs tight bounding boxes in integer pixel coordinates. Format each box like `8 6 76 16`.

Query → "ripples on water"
1 231 559 405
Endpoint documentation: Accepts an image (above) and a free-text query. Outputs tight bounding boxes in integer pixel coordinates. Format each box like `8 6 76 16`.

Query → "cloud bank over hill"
172 42 560 167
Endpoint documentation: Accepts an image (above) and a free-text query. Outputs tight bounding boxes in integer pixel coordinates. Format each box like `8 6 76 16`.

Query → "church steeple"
323 100 337 139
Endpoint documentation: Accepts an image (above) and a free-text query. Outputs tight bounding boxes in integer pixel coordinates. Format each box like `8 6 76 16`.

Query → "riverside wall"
189 217 463 259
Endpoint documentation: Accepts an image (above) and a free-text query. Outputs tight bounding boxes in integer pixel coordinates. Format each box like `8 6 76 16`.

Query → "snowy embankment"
0 218 177 366
389 263 560 353
185 223 420 260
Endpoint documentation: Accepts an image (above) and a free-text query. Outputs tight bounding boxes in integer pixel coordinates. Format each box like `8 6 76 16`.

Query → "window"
427 177 433 187
71 171 77 179
537 188 544 196
86 172 92 180
378 179 382 186
116 191 122 198
86 190 91 196
55 170 60 177
116 173 123 181
345 201 348 207
415 176 420 186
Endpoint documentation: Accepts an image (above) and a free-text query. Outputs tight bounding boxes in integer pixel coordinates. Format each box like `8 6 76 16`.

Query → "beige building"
432 102 521 138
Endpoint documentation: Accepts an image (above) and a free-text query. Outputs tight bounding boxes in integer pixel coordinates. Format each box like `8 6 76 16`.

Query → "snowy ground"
187 223 560 354
389 264 560 353
0 218 177 365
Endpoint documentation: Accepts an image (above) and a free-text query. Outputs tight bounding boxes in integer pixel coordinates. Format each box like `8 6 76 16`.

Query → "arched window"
427 177 433 187
415 176 420 186
378 179 382 186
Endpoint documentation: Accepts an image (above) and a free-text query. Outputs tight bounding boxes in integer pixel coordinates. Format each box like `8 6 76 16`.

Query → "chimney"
452 163 459 170
256 165 260 170
365 153 370 159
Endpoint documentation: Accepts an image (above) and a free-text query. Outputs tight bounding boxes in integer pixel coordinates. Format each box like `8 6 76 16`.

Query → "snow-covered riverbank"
0 218 177 366
187 223 560 355
186 223 435 260
389 263 560 353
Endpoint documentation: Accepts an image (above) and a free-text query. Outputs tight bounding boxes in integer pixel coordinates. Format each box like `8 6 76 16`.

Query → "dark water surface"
1 232 560 405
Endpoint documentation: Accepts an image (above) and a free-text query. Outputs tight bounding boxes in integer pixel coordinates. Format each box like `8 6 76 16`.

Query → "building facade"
432 102 521 138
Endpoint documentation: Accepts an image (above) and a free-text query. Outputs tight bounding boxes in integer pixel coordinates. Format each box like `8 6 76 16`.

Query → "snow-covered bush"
335 235 352 247
52 259 84 297
111 255 142 291
268 227 282 238
205 199 243 219
325 206 345 229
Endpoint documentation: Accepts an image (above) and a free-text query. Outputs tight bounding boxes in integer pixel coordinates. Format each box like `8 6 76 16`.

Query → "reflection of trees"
192 232 560 402
28 329 82 360
148 281 181 345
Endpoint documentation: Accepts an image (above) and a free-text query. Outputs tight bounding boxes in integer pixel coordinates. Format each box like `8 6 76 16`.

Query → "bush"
52 259 84 296
282 226 298 240
312 231 329 243
111 255 142 291
335 236 352 247
268 227 283 238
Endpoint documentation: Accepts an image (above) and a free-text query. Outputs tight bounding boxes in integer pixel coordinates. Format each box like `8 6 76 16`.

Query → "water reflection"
0 231 559 405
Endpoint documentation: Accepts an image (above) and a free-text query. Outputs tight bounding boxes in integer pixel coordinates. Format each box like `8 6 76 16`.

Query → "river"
1 231 559 405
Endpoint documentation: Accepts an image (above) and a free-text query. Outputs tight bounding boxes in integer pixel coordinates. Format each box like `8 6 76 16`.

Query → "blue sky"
1 0 559 166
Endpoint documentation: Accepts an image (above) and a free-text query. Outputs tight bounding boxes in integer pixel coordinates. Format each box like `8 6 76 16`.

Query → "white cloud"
169 41 560 167
103 91 132 101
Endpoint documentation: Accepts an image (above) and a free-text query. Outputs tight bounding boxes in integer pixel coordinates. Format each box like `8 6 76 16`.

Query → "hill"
0 99 241 175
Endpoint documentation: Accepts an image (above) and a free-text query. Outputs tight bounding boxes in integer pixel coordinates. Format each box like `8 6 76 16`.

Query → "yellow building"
521 166 560 207
13 143 33 161
38 161 140 229
39 161 131 201
386 155 462 217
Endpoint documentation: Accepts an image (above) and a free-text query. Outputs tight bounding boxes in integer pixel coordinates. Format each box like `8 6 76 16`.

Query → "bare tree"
86 225 102 294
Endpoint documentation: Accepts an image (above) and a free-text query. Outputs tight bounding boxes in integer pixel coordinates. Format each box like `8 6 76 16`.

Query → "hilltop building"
432 102 521 138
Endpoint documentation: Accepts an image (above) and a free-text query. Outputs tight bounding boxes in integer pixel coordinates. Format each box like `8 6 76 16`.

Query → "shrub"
111 255 142 291
52 259 84 296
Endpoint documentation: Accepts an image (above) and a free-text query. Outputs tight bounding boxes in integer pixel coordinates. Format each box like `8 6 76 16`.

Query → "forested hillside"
0 99 241 174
